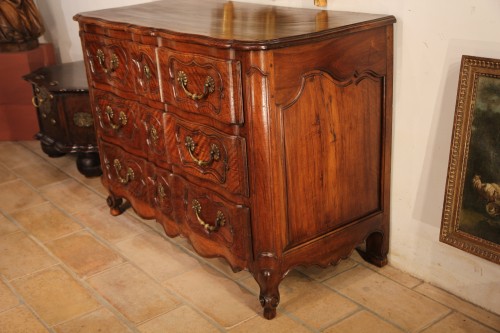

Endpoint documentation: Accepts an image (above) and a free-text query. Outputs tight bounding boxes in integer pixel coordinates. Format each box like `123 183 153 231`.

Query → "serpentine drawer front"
75 0 395 320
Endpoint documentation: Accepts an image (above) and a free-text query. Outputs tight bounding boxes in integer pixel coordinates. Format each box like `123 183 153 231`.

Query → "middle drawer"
93 90 168 164
165 114 249 197
158 48 244 126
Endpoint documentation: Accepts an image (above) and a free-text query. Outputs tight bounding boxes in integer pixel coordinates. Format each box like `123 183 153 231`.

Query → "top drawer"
158 48 243 125
82 34 160 102
83 34 135 93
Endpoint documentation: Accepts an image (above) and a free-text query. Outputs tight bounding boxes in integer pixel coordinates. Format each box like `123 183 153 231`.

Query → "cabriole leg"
358 231 388 267
255 269 281 320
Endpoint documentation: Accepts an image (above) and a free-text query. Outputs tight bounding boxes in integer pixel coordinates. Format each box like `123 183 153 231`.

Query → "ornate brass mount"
192 199 225 232
184 136 220 167
143 64 152 80
31 89 53 108
177 71 215 101
73 112 94 128
314 0 327 6
98 106 127 130
157 183 166 199
149 126 159 145
96 49 119 74
113 159 134 184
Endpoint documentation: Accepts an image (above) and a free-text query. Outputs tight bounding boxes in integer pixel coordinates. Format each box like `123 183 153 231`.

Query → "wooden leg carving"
255 269 281 320
106 194 123 216
357 231 388 267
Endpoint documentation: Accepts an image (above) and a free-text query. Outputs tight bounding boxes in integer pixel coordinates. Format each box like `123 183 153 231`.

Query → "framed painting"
441 55 500 264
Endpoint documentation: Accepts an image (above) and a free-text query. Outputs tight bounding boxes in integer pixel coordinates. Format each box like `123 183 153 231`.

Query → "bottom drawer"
101 141 151 215
175 178 251 270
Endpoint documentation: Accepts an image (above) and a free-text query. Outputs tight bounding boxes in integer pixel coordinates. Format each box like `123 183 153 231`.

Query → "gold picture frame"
441 55 500 264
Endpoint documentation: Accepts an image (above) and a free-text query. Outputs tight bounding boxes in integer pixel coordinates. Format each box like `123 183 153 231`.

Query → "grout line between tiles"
411 286 500 332
413 310 454 333
318 270 411 333
316 308 363 332
0 275 57 333
49 262 141 333
2 223 140 333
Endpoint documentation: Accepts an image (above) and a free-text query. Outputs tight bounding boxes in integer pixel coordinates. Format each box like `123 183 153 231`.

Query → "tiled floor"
0 140 499 333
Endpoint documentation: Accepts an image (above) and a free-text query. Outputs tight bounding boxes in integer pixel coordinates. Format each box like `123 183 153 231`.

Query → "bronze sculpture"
0 0 44 52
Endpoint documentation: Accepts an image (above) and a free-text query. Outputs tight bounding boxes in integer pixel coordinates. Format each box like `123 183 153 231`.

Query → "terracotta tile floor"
0 141 499 333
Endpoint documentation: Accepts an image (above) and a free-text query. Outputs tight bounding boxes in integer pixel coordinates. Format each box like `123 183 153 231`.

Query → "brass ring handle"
192 199 225 232
113 159 134 185
184 136 220 167
177 71 215 101
96 49 119 74
32 93 52 107
104 106 127 130
32 96 44 107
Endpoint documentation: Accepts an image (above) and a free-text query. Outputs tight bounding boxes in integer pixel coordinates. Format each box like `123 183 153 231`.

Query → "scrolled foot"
260 294 279 320
255 268 281 320
106 195 123 216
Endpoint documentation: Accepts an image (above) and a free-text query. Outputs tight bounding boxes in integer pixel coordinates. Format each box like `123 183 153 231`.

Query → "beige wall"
36 0 500 313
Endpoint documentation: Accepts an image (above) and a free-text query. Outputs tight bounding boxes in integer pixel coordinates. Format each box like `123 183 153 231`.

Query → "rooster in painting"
472 175 500 217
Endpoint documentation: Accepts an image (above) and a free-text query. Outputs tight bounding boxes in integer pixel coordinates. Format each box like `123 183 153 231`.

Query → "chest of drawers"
75 0 395 319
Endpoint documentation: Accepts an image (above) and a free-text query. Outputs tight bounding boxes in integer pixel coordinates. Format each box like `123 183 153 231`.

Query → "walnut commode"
75 0 395 319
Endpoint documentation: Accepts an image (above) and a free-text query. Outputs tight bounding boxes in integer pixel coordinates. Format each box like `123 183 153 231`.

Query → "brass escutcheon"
149 126 159 145
144 64 152 80
157 183 166 199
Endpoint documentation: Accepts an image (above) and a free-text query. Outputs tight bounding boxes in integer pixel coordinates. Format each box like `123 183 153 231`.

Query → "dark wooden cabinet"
75 0 395 319
24 61 101 177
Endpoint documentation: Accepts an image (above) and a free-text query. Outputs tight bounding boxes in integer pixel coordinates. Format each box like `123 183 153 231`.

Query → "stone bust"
0 0 44 52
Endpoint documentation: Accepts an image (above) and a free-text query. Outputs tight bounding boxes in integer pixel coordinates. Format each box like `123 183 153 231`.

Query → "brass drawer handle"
192 199 225 232
32 93 53 107
113 159 134 184
177 71 215 101
185 136 220 167
96 49 119 74
103 106 127 130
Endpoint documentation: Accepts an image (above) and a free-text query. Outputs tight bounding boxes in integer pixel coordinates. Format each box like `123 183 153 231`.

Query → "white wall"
36 0 500 313
37 0 156 63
